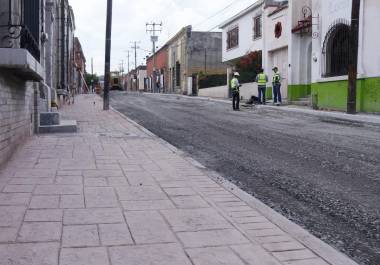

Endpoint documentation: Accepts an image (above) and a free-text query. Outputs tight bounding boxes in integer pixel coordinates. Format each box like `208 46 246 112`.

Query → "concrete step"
39 120 77 134
40 112 60 126
290 97 311 107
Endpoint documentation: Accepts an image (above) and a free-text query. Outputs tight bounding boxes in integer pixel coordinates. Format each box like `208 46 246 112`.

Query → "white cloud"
69 0 256 75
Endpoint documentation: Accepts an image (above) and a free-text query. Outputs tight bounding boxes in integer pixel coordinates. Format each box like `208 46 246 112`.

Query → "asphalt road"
110 91 380 265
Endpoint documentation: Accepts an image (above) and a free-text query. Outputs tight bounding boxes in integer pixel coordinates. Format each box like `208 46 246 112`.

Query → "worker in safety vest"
255 68 268 105
231 72 241 110
272 67 282 106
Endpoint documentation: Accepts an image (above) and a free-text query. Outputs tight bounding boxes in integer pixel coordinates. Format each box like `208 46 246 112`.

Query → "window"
323 23 350 77
227 27 239 50
22 0 41 61
175 62 181 87
253 15 262 39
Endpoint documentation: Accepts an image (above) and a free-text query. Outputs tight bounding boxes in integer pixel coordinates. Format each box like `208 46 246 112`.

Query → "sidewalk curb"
110 103 359 265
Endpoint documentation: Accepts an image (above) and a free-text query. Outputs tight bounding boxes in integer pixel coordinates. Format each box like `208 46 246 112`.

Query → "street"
110 91 380 265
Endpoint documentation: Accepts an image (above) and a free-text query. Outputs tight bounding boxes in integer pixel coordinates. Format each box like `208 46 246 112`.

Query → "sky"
69 0 257 75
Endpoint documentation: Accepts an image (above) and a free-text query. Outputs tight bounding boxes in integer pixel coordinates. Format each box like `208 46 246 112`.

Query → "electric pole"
347 0 361 114
131 41 140 70
90 58 93 93
103 0 113 110
126 50 130 73
146 22 162 93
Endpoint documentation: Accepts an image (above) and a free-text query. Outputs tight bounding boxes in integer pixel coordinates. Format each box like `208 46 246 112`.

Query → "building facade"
167 26 226 95
146 45 168 93
74 37 87 94
0 0 79 166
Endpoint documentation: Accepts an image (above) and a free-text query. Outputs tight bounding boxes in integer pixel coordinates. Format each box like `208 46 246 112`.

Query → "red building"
146 44 168 92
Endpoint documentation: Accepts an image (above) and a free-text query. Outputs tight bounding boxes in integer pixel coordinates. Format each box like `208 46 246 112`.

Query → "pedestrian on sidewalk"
231 72 241 111
256 68 268 105
272 67 282 106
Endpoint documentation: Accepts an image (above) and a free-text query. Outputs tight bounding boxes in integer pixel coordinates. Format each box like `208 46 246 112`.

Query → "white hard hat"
234 72 240 76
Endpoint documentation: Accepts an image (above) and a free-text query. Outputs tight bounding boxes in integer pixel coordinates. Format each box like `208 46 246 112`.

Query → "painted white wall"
221 6 264 62
198 85 229 98
312 0 380 82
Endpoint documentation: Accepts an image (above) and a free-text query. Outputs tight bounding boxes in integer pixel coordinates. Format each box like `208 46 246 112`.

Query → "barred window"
323 23 350 77
253 15 262 39
227 27 239 50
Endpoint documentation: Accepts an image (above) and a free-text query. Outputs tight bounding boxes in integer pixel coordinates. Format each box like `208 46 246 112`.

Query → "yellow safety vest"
231 78 239 91
258 73 267 85
273 73 281 84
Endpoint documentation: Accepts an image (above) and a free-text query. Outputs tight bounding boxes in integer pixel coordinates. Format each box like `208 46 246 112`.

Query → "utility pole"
91 57 94 93
126 50 130 73
103 0 113 110
204 48 207 74
131 41 140 70
347 0 361 114
146 22 162 93
120 60 124 90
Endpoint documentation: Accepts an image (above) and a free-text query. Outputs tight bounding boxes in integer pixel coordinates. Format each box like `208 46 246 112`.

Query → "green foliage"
199 74 227 89
235 51 262 83
85 73 99 87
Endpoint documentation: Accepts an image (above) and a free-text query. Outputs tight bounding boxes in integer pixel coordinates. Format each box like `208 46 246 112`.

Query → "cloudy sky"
69 0 256 75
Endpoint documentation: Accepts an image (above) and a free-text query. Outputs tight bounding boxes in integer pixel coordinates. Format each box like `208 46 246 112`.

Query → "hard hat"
234 72 240 76
272 66 278 71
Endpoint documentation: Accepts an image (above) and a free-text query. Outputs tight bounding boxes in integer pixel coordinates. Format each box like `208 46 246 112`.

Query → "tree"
85 73 99 87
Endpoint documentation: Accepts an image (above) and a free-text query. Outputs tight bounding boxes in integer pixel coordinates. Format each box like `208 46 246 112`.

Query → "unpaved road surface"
110 92 380 265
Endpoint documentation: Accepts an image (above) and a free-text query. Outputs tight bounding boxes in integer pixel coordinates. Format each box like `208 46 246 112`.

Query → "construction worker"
231 72 241 110
272 67 282 106
256 68 268 105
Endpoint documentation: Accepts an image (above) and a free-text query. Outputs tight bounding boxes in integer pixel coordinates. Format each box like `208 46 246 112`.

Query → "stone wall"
0 72 35 167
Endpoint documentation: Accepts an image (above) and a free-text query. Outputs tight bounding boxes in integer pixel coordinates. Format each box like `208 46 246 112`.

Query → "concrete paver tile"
121 200 175 211
273 249 317 262
0 193 31 206
247 228 287 238
17 222 61 242
107 177 128 186
83 170 124 178
9 178 54 185
24 209 63 222
99 223 133 246
60 247 110 265
283 258 330 265
55 175 83 185
0 242 59 265
125 211 177 244
171 195 210 209
59 159 97 170
0 227 18 242
57 170 83 176
0 206 26 227
29 195 60 209
109 243 192 265
124 172 156 186
240 222 278 230
84 177 107 187
60 195 85 209
84 187 118 208
255 235 295 244
3 185 35 193
161 208 232 232
64 208 124 225
34 185 82 195
116 186 167 201
177 229 249 248
164 187 197 196
186 246 246 265
231 244 282 265
62 225 99 247
262 241 306 252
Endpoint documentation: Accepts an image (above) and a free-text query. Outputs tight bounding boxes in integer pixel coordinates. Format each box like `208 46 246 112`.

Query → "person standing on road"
231 72 241 111
256 68 268 105
272 67 282 106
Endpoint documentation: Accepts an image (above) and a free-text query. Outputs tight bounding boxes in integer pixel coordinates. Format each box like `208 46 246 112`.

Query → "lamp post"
103 0 113 110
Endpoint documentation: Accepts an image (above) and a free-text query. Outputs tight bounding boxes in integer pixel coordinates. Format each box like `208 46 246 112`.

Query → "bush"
235 51 262 83
199 74 227 89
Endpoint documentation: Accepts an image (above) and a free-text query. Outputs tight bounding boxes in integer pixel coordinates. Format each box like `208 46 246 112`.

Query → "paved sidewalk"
0 94 358 265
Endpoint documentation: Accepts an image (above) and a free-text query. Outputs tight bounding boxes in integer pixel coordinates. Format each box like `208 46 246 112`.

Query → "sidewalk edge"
110 104 359 265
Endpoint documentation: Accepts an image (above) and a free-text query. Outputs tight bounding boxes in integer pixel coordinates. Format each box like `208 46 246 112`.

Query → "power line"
194 0 241 28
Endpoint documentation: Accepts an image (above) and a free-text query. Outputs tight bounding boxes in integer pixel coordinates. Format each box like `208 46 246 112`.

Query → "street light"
103 0 113 110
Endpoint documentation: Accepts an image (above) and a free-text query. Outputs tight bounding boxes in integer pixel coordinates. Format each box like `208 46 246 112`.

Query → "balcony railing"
0 0 40 62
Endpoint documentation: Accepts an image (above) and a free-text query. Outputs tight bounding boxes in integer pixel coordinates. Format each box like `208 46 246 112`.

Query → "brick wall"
0 72 35 167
